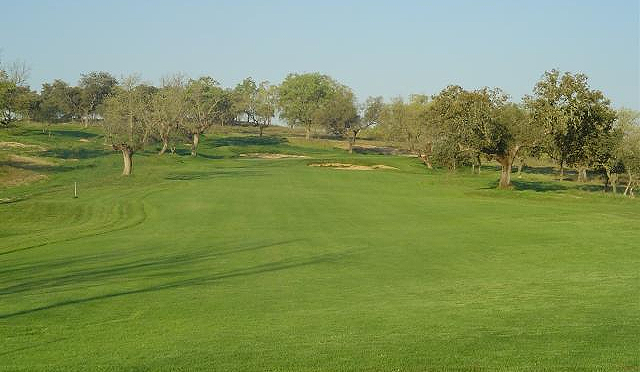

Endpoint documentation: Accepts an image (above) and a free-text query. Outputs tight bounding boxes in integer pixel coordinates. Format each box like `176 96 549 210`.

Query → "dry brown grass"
7 155 57 167
0 165 47 187
0 141 46 151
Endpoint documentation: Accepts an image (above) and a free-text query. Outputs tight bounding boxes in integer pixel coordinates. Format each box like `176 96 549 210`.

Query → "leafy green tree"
102 75 155 175
78 71 117 127
526 70 616 180
317 84 358 141
427 86 472 170
182 77 230 156
33 80 80 123
232 77 257 125
379 98 409 145
254 81 277 137
0 72 35 127
277 73 337 140
430 86 542 188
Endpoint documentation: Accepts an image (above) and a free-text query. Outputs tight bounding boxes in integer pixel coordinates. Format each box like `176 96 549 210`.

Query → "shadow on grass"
0 239 303 294
576 184 604 192
352 146 399 155
195 153 225 160
46 130 99 139
0 241 348 320
165 169 262 180
0 159 95 173
211 136 287 147
483 179 568 192
510 179 568 192
41 148 108 160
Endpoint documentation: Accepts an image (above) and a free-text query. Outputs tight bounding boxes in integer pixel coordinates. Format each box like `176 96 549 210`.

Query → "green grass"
1 123 639 371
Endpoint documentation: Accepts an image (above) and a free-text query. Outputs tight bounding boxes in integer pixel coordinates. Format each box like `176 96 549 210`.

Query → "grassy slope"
0 124 638 371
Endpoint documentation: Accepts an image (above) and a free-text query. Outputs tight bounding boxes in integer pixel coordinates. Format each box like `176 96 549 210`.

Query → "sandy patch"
309 162 398 170
7 155 57 167
0 166 48 187
239 153 308 159
0 141 46 151
78 138 91 142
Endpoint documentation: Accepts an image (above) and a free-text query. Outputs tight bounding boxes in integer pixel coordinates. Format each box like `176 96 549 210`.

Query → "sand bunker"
0 141 46 151
308 162 398 170
239 153 308 159
78 138 91 142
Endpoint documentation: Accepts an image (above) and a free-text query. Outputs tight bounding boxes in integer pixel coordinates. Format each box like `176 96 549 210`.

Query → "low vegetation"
2 58 638 195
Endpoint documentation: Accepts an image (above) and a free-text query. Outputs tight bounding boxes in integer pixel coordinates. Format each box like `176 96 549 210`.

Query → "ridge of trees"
1 62 638 195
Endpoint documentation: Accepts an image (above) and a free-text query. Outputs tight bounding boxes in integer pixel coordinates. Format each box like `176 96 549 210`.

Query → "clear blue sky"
2 0 639 108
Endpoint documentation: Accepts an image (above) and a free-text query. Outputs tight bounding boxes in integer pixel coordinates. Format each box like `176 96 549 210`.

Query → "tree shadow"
352 146 399 155
510 179 568 192
0 159 95 173
211 136 287 147
41 148 108 160
195 153 225 160
483 179 568 192
576 184 604 192
165 169 263 180
0 239 304 296
46 130 99 139
0 243 349 320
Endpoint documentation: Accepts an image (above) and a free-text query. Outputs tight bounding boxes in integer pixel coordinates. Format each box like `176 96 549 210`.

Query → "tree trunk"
83 117 89 129
476 155 482 174
517 162 523 178
121 148 133 176
624 171 633 196
577 167 588 183
305 126 311 140
559 161 564 181
191 132 200 156
418 154 432 169
259 126 264 137
497 155 512 189
348 131 357 154
158 138 168 155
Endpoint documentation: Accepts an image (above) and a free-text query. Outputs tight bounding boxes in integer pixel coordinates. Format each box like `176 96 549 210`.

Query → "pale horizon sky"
2 0 639 109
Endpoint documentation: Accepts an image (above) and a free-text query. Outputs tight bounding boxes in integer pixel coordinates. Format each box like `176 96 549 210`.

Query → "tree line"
1 61 639 196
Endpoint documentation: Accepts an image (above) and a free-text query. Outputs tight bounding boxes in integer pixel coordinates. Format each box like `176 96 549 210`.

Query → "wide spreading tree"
526 70 616 180
277 73 337 140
